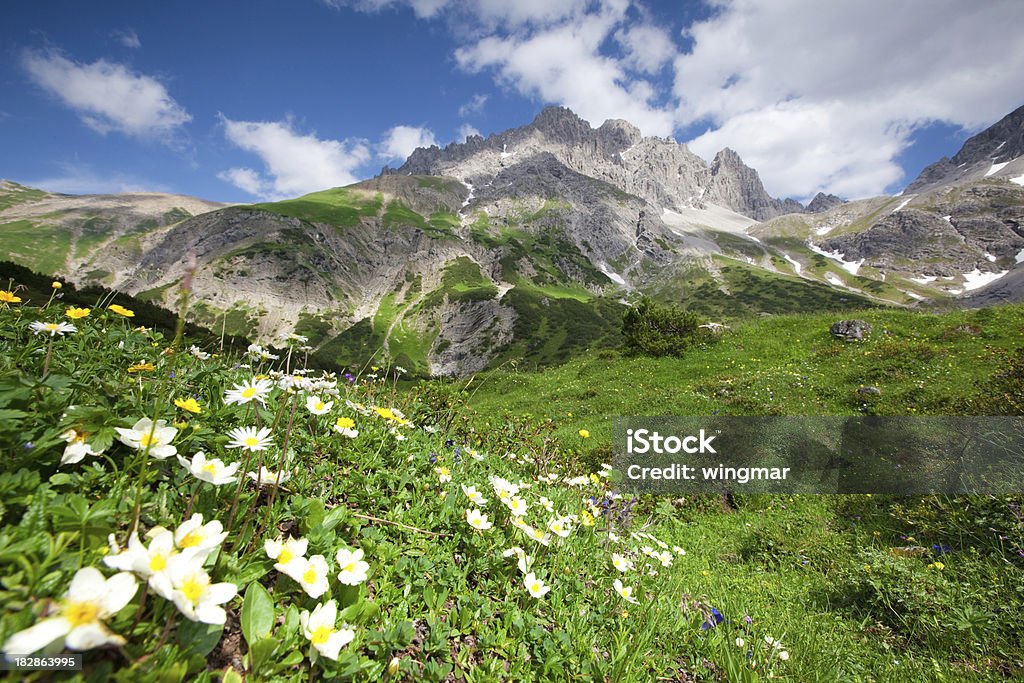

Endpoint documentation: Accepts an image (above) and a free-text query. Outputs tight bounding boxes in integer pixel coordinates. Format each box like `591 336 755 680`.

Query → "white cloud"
112 28 141 49
455 4 675 137
379 125 438 161
219 116 371 199
24 162 170 195
674 0 1024 198
325 0 588 27
22 50 190 140
614 23 675 75
322 0 450 19
457 122 481 140
458 93 488 117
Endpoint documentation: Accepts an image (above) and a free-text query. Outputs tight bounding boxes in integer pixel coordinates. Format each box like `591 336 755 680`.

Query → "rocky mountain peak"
806 192 846 213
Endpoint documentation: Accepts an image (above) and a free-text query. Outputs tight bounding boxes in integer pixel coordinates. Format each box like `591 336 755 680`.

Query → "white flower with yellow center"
539 496 555 513
505 496 528 516
300 600 355 661
657 550 674 568
488 475 519 502
224 377 274 406
523 572 550 599
465 509 492 531
611 553 634 573
613 579 638 604
547 516 572 538
335 547 369 586
59 428 105 465
29 321 77 337
173 514 227 559
333 417 358 438
167 555 237 624
461 484 487 505
115 417 178 459
526 526 551 547
247 467 291 486
1 567 136 656
436 466 452 484
305 395 333 415
502 547 533 574
177 451 239 486
226 426 273 452
287 555 331 599
265 536 308 573
104 528 177 596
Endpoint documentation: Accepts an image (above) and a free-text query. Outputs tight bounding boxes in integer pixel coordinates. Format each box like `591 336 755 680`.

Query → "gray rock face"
394 106 802 221
806 192 846 213
429 298 515 376
906 104 1024 193
831 319 872 342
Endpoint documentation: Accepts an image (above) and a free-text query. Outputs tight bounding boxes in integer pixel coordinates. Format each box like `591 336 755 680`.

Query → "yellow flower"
929 561 945 571
0 290 22 304
128 362 156 373
174 397 202 414
108 304 135 317
579 429 590 439
335 417 355 429
51 281 62 289
65 306 91 320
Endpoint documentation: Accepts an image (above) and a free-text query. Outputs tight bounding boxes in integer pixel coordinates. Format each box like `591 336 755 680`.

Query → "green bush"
621 297 712 357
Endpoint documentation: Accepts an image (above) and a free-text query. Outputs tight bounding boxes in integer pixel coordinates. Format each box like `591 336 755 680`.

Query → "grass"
0 221 71 275
254 188 383 229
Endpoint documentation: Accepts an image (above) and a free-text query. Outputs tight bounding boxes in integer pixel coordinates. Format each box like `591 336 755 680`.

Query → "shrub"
621 297 712 357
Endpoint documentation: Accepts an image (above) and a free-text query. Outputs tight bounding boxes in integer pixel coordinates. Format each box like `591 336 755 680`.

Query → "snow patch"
1011 175 1024 186
599 264 626 286
460 181 475 210
985 252 997 262
814 225 833 236
824 273 852 290
994 140 1007 152
943 215 952 223
962 268 1009 291
911 275 937 284
500 143 513 159
1017 249 1024 265
905 291 924 300
985 161 1009 177
892 195 915 212
783 253 802 274
807 242 864 274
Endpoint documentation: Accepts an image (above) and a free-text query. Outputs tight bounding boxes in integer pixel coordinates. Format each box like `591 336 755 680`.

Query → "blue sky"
2 0 1022 203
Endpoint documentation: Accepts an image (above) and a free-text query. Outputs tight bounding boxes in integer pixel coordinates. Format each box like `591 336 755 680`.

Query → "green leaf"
48 473 72 486
249 636 277 674
282 604 300 635
177 620 224 658
240 581 275 646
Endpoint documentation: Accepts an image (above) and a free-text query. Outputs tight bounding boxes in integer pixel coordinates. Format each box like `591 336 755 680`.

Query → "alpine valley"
3 104 1024 376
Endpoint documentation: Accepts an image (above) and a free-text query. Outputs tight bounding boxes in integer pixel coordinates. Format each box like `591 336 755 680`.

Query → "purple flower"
744 615 753 624
700 608 726 630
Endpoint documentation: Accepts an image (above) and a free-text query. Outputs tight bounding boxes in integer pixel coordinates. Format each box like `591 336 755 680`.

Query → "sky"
2 0 1023 204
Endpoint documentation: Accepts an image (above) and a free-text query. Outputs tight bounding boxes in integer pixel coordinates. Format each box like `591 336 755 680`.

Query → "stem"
257 393 298 544
42 338 53 377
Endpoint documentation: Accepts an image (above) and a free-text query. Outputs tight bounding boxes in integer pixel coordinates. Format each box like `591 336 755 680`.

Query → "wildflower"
701 608 726 630
116 418 178 459
613 578 638 604
51 281 62 289
59 428 105 465
461 484 488 505
502 547 533 574
266 536 308 572
506 497 529 516
300 600 355 661
166 554 237 624
305 395 333 415
65 307 90 320
189 345 211 360
579 429 590 438
127 361 155 373
489 475 519 501
735 637 745 648
246 343 279 361
282 555 330 599
526 526 551 546
611 553 634 572
1 567 137 655
538 496 555 513
328 418 357 441
779 651 790 661
673 545 686 556
224 377 274 406
108 304 134 317
173 514 228 559
523 572 550 599
547 516 572 538
177 451 239 486
226 425 273 452
336 547 369 585
247 467 291 486
29 321 77 336
466 509 492 531
580 510 595 527
928 561 946 571
174 397 202 414
436 466 452 484
104 528 177 594
0 290 22 304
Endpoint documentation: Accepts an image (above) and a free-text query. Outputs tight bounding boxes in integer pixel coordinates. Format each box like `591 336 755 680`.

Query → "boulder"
830 319 872 342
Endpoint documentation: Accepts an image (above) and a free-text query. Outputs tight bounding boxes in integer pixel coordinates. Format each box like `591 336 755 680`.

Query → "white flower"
282 555 330 599
613 579 638 604
547 516 572 538
103 528 177 596
505 497 528 516
673 545 687 556
29 321 77 337
300 600 355 661
265 536 308 575
188 345 211 360
489 475 519 501
333 417 358 438
436 467 452 484
779 650 790 661
523 572 550 599
226 425 273 452
539 496 555 513
1 568 136 655
735 637 745 648
59 429 104 465
608 531 621 543
502 547 533 574
177 451 239 486
115 418 177 459
657 550 674 567
305 395 333 415
247 467 291 486
173 514 227 558
466 509 492 531
611 553 634 573
166 555 237 624
335 548 369 586
461 484 487 505
224 377 274 406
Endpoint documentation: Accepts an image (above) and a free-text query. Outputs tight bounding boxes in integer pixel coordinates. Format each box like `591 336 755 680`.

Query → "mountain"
906 104 1024 193
4 105 1024 376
